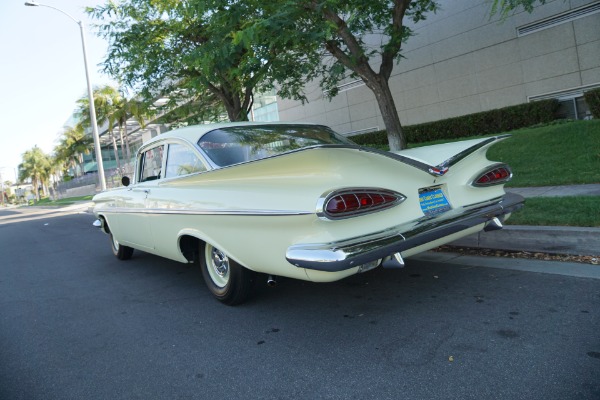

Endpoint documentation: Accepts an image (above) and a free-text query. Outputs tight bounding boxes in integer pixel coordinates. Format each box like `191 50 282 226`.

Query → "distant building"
277 0 600 135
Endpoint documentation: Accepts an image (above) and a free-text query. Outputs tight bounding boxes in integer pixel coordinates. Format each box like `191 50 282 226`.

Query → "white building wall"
277 0 600 134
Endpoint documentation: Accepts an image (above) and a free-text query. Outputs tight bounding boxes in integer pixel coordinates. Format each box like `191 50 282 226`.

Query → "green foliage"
407 99 559 142
490 0 550 18
54 124 93 177
584 88 600 119
350 99 559 145
18 146 52 201
88 0 310 122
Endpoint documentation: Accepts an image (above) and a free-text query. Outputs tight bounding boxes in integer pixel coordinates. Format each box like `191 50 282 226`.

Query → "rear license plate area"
419 186 451 216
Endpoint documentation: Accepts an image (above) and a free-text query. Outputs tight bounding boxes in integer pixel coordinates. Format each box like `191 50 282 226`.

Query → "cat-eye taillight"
471 164 513 187
317 189 406 220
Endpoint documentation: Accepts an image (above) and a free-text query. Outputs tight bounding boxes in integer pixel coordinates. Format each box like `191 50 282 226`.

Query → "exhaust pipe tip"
484 217 503 232
267 275 278 287
382 252 405 269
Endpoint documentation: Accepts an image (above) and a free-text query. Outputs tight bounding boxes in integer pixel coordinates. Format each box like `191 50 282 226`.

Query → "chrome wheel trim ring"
112 235 120 251
206 245 230 288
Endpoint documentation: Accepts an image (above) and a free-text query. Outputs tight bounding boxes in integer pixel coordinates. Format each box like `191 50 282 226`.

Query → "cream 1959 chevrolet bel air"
92 122 524 305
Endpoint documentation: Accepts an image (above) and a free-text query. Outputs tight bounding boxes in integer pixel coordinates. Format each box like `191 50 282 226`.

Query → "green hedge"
584 88 600 119
350 99 559 146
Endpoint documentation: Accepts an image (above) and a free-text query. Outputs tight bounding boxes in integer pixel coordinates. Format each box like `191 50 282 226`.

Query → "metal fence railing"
55 162 135 199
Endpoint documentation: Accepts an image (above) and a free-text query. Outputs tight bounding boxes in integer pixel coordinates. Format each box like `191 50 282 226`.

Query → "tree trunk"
118 127 127 164
365 77 406 151
213 83 250 122
77 154 83 177
224 98 250 122
124 125 131 164
33 178 40 201
109 131 121 170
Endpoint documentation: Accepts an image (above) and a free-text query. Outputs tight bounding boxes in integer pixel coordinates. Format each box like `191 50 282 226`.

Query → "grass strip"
487 120 600 187
33 195 94 206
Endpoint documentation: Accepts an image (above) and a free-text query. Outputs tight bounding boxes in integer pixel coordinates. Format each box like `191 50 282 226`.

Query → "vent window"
517 1 600 37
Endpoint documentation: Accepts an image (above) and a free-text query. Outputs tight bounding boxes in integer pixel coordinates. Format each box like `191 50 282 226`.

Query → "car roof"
144 121 322 147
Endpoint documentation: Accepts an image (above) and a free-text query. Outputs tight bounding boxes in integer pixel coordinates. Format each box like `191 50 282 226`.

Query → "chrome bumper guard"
286 193 525 272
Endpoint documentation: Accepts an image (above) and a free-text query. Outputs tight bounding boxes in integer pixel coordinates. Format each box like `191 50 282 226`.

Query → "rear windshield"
197 124 355 167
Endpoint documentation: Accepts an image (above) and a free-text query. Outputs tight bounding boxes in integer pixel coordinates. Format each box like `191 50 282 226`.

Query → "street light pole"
24 1 107 191
0 172 4 207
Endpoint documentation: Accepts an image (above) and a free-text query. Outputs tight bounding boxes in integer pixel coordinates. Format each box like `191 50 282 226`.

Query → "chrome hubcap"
212 248 229 277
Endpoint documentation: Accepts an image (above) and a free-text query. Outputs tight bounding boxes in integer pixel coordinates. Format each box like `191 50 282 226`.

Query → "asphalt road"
1 206 599 400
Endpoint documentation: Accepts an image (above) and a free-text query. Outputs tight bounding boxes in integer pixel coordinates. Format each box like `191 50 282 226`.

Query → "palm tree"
18 146 51 201
77 86 156 175
54 124 93 177
127 97 155 154
111 96 154 169
77 85 123 171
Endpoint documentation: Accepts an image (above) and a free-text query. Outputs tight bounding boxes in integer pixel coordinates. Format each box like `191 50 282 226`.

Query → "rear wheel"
110 233 134 260
199 243 254 305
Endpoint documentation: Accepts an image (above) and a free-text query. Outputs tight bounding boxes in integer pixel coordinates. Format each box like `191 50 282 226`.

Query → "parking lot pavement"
1 210 600 400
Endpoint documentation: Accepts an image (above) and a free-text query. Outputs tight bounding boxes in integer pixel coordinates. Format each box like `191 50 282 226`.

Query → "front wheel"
199 243 254 305
111 233 134 260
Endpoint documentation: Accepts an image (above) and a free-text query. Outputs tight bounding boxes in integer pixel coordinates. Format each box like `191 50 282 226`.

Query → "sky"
0 0 114 183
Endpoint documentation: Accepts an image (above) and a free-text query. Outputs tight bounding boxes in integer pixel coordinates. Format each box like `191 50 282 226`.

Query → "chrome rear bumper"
286 193 524 272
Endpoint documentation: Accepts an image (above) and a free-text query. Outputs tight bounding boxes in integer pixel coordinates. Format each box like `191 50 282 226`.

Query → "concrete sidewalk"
507 183 600 198
450 184 600 256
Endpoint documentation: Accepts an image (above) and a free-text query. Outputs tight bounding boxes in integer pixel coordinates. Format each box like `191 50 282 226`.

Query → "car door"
145 141 209 256
112 144 165 251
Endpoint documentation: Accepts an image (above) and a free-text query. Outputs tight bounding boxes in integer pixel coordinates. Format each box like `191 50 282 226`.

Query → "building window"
251 92 279 122
556 96 592 120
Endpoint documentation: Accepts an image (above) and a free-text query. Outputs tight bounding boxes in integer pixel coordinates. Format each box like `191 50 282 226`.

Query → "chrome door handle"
131 188 150 194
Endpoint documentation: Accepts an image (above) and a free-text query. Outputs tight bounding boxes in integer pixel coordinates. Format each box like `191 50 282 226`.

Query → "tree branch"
380 0 410 80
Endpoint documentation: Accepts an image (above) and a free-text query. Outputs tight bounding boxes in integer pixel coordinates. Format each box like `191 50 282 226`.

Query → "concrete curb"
411 251 600 279
449 225 600 256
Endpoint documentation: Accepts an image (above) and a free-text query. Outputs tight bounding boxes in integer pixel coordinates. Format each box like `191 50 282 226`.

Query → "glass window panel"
556 99 576 120
198 124 355 167
165 143 206 178
140 145 164 182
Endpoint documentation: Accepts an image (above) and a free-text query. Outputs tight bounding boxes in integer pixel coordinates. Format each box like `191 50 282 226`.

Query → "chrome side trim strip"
97 207 312 217
286 193 525 272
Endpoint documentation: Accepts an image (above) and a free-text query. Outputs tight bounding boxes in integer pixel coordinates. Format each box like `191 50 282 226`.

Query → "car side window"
140 145 164 182
165 143 206 178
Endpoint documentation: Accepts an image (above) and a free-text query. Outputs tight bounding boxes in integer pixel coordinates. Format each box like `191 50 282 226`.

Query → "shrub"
350 99 559 146
584 88 600 119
